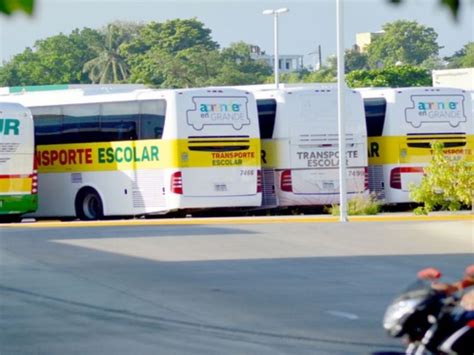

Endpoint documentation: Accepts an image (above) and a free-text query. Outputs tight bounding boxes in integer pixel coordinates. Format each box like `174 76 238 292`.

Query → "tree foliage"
346 65 431 88
0 18 273 88
83 22 140 83
123 18 221 87
0 28 102 86
409 141 473 214
367 20 441 68
327 49 369 73
445 42 474 68
218 42 272 85
0 0 33 15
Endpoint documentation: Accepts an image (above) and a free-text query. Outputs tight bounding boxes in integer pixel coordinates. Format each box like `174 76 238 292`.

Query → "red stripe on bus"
398 167 424 174
0 174 34 179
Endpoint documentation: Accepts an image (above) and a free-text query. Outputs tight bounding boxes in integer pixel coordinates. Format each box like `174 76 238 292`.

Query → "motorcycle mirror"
417 267 442 280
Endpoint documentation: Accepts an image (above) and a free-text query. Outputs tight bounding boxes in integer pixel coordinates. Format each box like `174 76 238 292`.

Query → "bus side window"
101 101 139 141
62 103 100 143
139 100 166 140
31 106 63 146
363 98 386 137
256 99 277 139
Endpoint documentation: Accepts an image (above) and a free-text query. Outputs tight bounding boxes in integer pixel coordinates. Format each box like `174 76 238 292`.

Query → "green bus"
0 102 38 222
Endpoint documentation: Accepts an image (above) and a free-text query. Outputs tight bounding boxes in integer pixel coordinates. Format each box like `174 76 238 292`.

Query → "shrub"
328 193 382 216
409 141 473 215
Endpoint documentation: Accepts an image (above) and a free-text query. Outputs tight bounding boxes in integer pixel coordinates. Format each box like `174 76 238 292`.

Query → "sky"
0 0 472 67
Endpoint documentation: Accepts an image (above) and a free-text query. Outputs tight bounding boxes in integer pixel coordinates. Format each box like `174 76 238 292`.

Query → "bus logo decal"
186 96 251 131
0 118 20 136
405 95 466 128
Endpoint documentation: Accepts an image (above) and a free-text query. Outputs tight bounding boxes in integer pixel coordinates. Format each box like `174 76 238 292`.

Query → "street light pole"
263 8 289 89
336 0 348 222
273 12 279 88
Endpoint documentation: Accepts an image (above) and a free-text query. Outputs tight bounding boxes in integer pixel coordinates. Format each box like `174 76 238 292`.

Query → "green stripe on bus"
0 194 38 215
9 85 69 93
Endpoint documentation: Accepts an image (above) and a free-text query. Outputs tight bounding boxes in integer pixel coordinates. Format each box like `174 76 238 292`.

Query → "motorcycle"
380 266 474 354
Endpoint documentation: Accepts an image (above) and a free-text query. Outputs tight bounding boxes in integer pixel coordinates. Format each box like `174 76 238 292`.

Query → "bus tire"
75 188 104 221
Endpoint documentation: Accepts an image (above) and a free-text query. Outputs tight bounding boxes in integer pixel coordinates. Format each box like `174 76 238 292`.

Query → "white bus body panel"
0 87 261 217
359 87 473 204
140 88 262 211
253 87 368 207
0 103 34 182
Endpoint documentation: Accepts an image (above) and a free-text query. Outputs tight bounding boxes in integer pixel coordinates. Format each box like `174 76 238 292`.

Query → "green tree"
345 49 369 72
303 67 337 83
409 141 473 214
0 28 102 86
83 22 140 83
327 50 368 73
124 18 218 57
162 46 222 88
279 68 312 84
0 48 41 86
125 18 219 86
346 65 431 88
156 18 219 54
0 0 33 15
420 56 446 70
294 54 338 83
367 20 441 68
445 42 474 68
216 42 272 85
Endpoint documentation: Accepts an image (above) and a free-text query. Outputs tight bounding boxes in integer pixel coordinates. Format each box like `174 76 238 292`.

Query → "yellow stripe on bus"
0 177 32 194
36 138 261 173
368 135 474 165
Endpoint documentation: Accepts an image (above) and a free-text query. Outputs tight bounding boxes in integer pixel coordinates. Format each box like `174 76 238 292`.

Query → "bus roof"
356 86 468 98
0 101 30 113
0 86 255 107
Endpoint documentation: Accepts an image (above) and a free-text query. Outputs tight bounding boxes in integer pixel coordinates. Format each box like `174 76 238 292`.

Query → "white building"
250 45 304 73
432 68 474 91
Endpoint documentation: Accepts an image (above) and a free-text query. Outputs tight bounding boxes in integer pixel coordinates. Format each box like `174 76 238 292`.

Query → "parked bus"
0 87 261 219
0 102 38 222
250 86 368 208
359 87 473 204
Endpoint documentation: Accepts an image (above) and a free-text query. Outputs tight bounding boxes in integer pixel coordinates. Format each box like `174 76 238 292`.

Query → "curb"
1 213 472 229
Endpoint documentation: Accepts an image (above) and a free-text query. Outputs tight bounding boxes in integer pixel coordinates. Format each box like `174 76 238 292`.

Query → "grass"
327 193 382 216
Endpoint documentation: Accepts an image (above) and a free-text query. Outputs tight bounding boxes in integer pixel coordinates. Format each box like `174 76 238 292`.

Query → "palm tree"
83 23 132 83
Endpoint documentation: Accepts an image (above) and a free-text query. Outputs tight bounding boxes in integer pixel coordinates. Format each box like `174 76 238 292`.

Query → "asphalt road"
0 217 472 354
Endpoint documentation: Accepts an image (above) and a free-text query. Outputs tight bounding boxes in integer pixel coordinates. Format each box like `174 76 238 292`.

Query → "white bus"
251 86 368 208
0 102 38 221
0 87 261 219
359 87 473 204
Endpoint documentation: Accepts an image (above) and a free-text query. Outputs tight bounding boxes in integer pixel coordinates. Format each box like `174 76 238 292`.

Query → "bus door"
364 97 387 199
256 98 278 207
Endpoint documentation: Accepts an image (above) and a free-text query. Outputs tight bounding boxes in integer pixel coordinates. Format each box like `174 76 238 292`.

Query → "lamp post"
336 0 348 222
262 7 289 89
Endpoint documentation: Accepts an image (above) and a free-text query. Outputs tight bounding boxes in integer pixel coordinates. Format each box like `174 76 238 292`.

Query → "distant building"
355 31 384 53
432 68 474 91
250 45 304 73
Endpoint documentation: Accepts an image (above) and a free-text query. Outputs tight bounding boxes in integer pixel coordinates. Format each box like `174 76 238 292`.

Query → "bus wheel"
76 188 104 220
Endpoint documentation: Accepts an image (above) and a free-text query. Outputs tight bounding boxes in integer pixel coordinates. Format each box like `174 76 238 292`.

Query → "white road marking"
326 310 359 320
